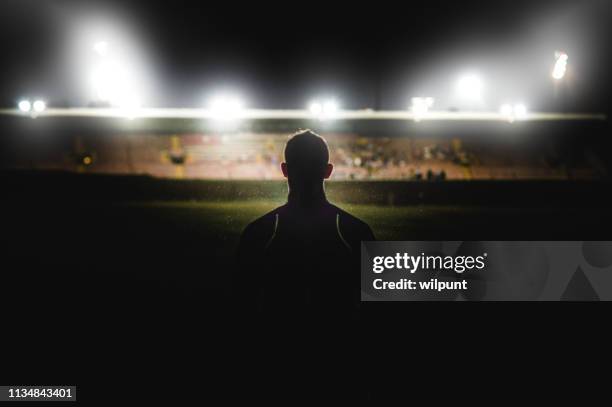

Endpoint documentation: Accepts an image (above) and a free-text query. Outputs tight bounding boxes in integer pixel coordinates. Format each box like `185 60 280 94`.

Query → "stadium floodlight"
323 100 338 115
552 51 568 80
500 103 514 122
513 103 527 120
33 100 46 113
93 41 109 57
309 101 323 116
411 97 435 121
88 40 149 110
499 103 527 122
18 100 32 113
208 94 245 121
91 60 131 104
499 104 513 116
310 98 339 120
456 74 483 102
118 93 141 120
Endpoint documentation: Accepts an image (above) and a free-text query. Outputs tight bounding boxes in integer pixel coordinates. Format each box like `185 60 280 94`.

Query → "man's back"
240 201 372 260
236 200 374 315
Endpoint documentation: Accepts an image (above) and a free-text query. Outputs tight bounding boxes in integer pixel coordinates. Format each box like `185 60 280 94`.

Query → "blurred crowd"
19 132 596 181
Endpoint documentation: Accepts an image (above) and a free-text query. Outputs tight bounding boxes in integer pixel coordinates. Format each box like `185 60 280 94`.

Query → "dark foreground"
3 171 612 313
2 171 611 401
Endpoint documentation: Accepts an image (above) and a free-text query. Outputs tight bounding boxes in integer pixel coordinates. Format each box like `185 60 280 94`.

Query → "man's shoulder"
240 201 375 241
241 205 284 238
329 203 368 226
329 203 375 240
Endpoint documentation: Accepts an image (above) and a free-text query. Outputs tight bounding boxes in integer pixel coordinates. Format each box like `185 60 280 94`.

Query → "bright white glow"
411 97 435 121
310 98 339 120
118 94 141 119
18 100 31 113
91 60 134 105
552 51 568 80
33 100 46 113
309 101 323 116
456 74 483 101
89 40 146 110
93 41 109 56
499 104 513 116
499 103 527 122
323 100 338 115
208 95 245 120
70 20 153 108
513 104 527 119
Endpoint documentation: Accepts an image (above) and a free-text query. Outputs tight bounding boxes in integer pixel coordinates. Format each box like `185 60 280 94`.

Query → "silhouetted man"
235 130 375 317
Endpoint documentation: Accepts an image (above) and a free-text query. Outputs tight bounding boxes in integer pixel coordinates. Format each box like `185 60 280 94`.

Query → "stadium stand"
2 132 599 181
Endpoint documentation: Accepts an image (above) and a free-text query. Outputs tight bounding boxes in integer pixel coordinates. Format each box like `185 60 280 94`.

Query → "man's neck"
287 182 328 207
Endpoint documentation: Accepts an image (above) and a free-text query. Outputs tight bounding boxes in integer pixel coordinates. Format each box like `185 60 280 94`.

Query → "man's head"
281 130 333 183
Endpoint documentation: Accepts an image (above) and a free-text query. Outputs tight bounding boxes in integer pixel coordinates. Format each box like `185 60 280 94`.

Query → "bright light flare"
309 98 339 120
18 100 31 113
309 101 322 115
93 41 109 56
118 94 142 120
411 97 435 121
78 33 151 108
33 100 46 113
513 103 527 119
208 95 245 120
456 74 483 101
499 104 513 117
323 100 338 115
499 103 528 122
552 51 568 80
91 60 133 104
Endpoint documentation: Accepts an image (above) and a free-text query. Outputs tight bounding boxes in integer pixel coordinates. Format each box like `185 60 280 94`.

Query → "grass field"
5 197 611 267
4 197 607 304
1 194 611 327
102 199 612 248
2 171 612 306
116 200 547 243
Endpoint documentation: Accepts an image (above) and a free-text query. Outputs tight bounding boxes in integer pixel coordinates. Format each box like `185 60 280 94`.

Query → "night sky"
0 0 610 112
